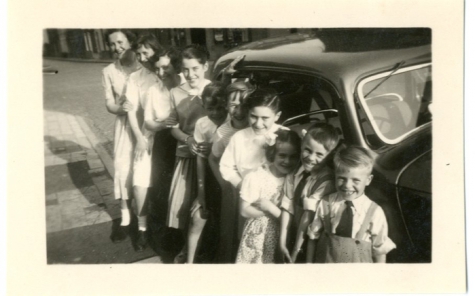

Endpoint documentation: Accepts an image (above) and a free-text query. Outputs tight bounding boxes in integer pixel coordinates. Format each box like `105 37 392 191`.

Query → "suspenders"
322 199 378 241
355 202 378 241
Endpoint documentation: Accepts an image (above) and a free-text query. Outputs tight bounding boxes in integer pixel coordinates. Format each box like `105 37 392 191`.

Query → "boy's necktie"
335 201 354 238
294 171 311 207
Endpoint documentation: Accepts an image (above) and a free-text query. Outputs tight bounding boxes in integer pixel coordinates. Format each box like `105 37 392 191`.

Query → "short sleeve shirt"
307 193 397 255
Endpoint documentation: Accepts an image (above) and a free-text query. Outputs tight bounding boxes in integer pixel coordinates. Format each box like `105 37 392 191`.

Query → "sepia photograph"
7 0 466 294
42 28 432 265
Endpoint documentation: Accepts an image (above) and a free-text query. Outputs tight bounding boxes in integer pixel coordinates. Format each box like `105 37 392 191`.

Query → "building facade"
43 28 318 61
43 28 431 61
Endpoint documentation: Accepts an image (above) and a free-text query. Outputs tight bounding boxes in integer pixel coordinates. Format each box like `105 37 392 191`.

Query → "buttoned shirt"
281 165 335 215
307 193 396 255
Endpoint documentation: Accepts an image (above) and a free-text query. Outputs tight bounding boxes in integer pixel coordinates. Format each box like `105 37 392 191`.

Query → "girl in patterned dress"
220 88 286 252
236 130 301 263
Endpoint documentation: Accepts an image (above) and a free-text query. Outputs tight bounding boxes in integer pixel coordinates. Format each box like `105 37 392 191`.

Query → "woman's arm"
127 106 147 160
145 120 169 132
105 98 128 115
102 69 128 115
171 127 198 155
291 210 315 262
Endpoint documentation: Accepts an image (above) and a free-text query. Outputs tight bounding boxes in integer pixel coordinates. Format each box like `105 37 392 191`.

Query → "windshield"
357 64 432 145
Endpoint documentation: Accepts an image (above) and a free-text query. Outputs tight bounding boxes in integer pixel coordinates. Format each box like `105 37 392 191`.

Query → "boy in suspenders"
280 124 340 263
307 146 396 263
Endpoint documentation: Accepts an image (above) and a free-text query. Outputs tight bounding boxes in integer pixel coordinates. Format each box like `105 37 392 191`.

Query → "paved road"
43 59 116 157
43 59 172 264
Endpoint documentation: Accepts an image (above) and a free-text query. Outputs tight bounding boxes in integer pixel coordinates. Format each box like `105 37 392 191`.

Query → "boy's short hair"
202 82 226 107
333 146 375 173
244 87 280 113
305 123 340 152
182 44 210 65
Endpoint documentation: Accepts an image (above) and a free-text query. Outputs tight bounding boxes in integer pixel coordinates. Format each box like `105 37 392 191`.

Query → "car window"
357 64 432 145
234 70 343 138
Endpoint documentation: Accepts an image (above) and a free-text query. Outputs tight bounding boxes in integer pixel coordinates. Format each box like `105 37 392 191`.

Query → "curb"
75 116 115 178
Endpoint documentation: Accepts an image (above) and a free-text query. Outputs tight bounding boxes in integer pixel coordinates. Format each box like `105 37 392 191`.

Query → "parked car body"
213 34 432 263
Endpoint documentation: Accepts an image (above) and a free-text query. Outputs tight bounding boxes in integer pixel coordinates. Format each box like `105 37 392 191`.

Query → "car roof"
214 34 431 84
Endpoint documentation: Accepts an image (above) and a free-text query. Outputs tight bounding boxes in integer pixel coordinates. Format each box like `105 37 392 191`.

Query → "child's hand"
164 117 177 128
186 136 199 155
224 55 245 75
252 198 273 212
197 142 211 157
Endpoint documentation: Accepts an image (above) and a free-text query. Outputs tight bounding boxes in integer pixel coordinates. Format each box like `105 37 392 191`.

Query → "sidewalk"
44 110 161 264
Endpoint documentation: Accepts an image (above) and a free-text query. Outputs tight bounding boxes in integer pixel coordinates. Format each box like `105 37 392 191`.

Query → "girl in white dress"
236 129 300 263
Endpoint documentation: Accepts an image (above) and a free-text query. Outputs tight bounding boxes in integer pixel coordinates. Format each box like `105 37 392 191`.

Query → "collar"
188 79 212 99
294 165 307 178
309 165 332 179
335 193 371 215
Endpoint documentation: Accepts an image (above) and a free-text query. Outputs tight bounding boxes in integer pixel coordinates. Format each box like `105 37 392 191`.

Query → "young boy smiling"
306 146 396 263
279 123 340 263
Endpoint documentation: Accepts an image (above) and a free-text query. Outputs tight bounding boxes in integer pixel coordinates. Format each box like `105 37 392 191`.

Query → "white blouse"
219 124 283 188
240 163 284 206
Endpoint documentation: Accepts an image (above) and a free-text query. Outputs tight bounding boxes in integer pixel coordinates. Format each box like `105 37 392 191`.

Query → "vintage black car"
213 34 432 263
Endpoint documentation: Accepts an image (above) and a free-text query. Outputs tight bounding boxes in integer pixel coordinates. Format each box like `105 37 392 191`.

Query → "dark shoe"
173 250 187 264
136 230 148 252
110 225 128 243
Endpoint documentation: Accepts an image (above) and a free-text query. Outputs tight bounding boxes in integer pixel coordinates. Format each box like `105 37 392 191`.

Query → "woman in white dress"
102 29 141 242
